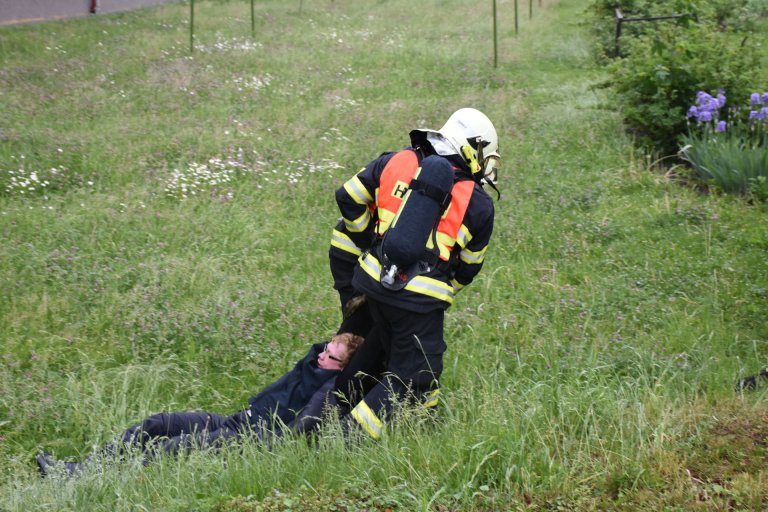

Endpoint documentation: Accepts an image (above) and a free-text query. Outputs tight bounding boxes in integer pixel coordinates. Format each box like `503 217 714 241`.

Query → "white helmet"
414 108 501 185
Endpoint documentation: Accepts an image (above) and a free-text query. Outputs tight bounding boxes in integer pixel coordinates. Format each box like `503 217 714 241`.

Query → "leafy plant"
680 90 768 196
585 0 742 60
749 176 768 202
608 22 761 155
746 0 768 16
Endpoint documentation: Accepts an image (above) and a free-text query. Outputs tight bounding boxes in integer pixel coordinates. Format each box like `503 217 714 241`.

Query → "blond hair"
330 332 364 367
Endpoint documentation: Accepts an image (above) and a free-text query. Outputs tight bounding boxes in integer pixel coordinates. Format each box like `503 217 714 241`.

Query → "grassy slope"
1 0 767 510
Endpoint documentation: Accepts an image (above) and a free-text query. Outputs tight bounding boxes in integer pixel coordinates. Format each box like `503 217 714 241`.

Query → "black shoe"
736 369 768 391
36 451 85 478
737 375 758 390
35 452 57 477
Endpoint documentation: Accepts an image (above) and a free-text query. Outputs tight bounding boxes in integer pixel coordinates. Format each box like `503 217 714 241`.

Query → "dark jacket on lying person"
36 334 363 477
247 342 341 428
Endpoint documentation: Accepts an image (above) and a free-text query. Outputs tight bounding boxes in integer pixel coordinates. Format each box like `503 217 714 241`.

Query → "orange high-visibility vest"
376 150 475 262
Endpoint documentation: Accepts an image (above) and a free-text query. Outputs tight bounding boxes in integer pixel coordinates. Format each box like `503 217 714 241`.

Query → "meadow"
1 0 767 510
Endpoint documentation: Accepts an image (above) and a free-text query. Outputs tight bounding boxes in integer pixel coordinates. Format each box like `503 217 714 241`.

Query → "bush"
607 22 761 155
585 0 726 60
586 0 767 156
746 0 768 16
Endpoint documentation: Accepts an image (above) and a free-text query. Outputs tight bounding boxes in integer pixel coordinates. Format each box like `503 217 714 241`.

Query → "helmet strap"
483 178 501 201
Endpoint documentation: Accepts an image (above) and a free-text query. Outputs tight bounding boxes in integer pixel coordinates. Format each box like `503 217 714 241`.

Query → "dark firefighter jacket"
334 148 494 313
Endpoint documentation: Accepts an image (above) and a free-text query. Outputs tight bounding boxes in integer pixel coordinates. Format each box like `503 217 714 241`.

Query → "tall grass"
1 0 767 510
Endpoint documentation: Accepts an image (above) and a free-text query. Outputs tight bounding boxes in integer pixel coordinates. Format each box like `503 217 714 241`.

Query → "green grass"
1 0 767 510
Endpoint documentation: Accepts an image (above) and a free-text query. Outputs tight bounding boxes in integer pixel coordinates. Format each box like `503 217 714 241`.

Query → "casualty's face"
317 340 348 370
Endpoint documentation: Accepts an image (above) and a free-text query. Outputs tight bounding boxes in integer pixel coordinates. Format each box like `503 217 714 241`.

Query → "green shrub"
607 22 761 155
586 0 767 156
746 0 768 16
586 0 715 60
749 176 768 202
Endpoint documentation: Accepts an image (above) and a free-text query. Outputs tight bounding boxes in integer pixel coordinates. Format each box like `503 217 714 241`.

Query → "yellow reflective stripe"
422 389 440 409
436 232 456 247
330 229 361 256
425 231 435 251
450 278 464 294
456 225 472 248
460 245 486 264
344 209 371 233
343 175 373 205
377 207 396 234
405 276 454 304
351 400 383 440
359 252 382 280
360 253 454 304
389 190 411 230
434 231 456 259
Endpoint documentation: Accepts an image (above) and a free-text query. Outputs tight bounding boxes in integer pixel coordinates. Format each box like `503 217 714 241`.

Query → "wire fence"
187 0 551 67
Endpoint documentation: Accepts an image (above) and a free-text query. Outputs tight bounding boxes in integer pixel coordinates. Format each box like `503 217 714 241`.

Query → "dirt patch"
687 409 768 483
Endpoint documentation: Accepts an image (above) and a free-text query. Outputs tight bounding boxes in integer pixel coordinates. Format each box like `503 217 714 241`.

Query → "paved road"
0 0 177 26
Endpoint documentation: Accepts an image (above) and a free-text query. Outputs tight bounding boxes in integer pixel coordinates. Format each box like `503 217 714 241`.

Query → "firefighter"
332 108 501 439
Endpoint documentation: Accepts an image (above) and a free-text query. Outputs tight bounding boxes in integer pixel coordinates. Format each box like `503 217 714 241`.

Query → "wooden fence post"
514 0 519 35
493 0 498 68
189 0 195 53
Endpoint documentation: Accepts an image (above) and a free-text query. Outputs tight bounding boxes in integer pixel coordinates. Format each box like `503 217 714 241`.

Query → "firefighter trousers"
349 299 445 439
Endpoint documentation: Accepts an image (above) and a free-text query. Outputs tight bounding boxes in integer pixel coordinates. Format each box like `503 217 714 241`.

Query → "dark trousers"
358 299 445 418
329 249 380 408
333 324 387 413
118 411 249 457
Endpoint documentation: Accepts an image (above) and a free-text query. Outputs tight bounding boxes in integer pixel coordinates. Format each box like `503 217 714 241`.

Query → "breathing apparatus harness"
372 150 454 291
364 134 499 293
378 178 452 291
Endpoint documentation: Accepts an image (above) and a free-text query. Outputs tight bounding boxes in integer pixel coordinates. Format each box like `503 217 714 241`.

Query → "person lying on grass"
36 332 364 477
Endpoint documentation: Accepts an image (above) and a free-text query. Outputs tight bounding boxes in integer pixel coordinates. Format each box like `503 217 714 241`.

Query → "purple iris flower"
716 93 726 108
687 106 699 118
762 92 768 105
751 93 762 106
760 107 768 120
749 110 759 120
716 121 726 133
700 111 713 122
696 91 713 107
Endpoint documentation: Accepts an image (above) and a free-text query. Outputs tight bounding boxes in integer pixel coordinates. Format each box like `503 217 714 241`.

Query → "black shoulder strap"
411 143 436 165
408 179 452 211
